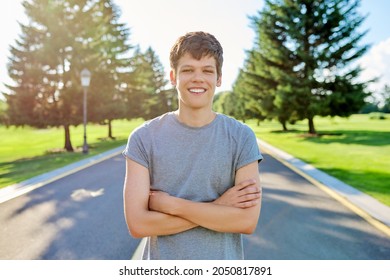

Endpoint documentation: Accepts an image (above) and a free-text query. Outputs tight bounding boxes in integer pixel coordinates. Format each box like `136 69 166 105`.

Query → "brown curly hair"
170 31 223 79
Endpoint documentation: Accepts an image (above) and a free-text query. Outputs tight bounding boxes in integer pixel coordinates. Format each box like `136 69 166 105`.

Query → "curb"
257 138 390 236
131 139 390 260
131 238 146 260
0 145 126 204
1 138 388 259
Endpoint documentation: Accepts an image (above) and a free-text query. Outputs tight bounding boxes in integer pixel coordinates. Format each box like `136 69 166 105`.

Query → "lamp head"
80 68 91 87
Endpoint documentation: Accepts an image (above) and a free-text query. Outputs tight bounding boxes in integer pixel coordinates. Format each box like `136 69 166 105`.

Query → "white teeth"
189 88 205 93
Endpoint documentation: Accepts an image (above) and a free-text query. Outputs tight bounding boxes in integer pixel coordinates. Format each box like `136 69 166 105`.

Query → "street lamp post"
81 68 91 154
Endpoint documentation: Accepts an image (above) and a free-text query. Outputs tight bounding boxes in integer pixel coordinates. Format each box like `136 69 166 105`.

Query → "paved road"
1 152 389 259
245 153 390 259
0 155 138 259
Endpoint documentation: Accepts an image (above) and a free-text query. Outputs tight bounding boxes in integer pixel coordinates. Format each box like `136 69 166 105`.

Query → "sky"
0 0 389 99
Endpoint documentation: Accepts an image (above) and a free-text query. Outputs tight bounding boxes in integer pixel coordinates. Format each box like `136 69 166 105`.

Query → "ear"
216 75 222 87
170 70 176 86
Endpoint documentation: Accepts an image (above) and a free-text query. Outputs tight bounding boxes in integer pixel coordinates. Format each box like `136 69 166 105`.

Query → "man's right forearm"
124 158 198 238
126 208 198 238
148 163 261 234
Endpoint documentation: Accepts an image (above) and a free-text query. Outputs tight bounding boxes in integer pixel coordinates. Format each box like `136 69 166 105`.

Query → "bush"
369 112 386 120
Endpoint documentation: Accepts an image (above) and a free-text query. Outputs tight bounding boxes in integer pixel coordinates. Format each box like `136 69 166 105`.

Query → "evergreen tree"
238 0 370 133
234 66 270 124
129 47 170 119
380 85 390 113
213 91 237 117
4 0 132 150
0 100 7 125
86 0 133 139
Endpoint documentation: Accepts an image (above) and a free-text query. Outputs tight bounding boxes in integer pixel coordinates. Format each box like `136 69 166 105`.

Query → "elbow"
129 230 146 239
241 222 257 235
127 223 148 239
238 212 259 234
242 225 257 234
240 204 261 234
125 215 149 238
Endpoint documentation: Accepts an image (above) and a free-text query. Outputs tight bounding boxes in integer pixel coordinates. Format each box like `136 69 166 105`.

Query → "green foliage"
359 102 380 114
0 119 144 188
128 47 173 120
234 0 371 134
379 84 390 113
369 112 387 120
249 114 390 206
213 90 244 119
3 0 173 150
0 100 7 125
3 0 133 151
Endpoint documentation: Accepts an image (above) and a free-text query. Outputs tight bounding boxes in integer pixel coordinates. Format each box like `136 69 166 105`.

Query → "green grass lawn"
1 114 389 208
247 114 390 206
0 119 144 188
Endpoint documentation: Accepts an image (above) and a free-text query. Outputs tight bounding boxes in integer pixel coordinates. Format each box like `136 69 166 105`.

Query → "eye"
203 68 215 74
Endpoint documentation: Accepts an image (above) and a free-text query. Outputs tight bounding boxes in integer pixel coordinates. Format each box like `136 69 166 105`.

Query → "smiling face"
171 53 222 112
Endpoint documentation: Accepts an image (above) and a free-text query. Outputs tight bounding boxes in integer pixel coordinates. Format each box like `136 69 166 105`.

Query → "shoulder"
131 112 174 137
217 113 255 136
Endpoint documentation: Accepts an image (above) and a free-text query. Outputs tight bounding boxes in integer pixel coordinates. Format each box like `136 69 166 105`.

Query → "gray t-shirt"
123 112 262 260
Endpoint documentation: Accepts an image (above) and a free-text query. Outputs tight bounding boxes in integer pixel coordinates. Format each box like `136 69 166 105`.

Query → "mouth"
188 88 207 95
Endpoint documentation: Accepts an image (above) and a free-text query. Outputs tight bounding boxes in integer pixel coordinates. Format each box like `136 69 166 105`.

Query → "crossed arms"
123 158 262 238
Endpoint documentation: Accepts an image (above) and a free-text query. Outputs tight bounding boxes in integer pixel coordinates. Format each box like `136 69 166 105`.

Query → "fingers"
239 185 261 197
234 179 262 208
236 179 257 190
237 199 259 209
149 190 168 196
236 192 261 208
240 192 261 201
236 180 261 195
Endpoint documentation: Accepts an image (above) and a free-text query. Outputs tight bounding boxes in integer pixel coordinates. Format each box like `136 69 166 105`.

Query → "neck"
174 108 216 127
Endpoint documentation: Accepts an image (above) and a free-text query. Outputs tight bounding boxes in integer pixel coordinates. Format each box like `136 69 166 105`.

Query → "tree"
213 91 238 117
234 63 276 125
3 0 132 150
128 47 170 119
86 0 133 139
379 85 390 113
238 0 370 133
0 99 7 125
359 102 379 114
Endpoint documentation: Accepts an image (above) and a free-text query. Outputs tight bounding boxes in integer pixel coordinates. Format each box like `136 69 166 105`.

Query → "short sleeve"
236 125 263 171
122 126 150 168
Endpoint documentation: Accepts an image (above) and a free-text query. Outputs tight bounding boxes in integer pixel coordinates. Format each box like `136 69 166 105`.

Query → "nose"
191 69 205 83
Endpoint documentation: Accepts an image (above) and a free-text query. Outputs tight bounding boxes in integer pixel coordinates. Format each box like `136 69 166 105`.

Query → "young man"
123 31 263 260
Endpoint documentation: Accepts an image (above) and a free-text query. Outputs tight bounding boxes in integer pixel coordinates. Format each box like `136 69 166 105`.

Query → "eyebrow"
180 64 216 69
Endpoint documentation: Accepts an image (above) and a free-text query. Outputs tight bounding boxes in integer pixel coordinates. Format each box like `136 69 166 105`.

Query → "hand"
148 190 174 214
213 179 261 209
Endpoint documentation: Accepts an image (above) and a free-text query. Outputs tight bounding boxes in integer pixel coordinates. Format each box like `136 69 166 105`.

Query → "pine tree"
129 47 170 120
239 0 370 133
86 0 133 139
380 85 390 113
4 0 132 150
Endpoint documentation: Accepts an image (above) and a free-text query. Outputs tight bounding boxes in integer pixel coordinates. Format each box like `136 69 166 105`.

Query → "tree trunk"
64 124 74 152
308 117 316 135
282 121 288 131
108 119 114 139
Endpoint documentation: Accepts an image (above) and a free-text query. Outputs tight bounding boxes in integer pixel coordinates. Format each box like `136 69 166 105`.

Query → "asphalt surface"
0 151 389 260
244 153 390 259
0 155 138 259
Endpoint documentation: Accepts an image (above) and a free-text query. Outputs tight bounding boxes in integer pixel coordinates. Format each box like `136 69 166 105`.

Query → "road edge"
257 138 390 237
0 145 126 204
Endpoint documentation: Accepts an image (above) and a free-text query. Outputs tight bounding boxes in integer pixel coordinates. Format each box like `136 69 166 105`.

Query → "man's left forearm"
149 161 262 234
167 197 260 234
